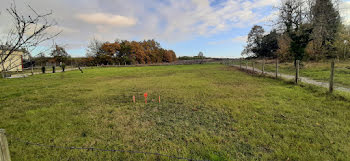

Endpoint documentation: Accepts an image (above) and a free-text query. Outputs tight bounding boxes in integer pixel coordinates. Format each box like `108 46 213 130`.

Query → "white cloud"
0 0 279 55
209 35 247 45
76 13 137 27
153 0 278 41
232 35 248 43
27 25 78 36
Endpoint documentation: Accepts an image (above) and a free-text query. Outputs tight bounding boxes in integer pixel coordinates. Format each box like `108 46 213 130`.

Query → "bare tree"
0 2 60 78
198 51 205 64
51 45 69 65
35 52 48 67
86 38 102 58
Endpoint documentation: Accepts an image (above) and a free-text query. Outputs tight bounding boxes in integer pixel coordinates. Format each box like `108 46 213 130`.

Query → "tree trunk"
30 57 34 75
31 64 34 75
1 62 6 78
1 70 5 78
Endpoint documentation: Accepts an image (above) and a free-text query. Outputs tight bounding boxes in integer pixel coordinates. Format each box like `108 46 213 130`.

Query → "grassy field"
239 60 350 88
1 64 350 160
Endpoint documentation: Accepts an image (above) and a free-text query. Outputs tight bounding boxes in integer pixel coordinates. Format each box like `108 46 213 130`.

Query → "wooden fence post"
275 58 279 79
329 60 335 93
296 60 300 84
31 64 34 76
262 59 265 74
252 61 255 72
239 59 242 69
246 61 248 70
0 129 11 161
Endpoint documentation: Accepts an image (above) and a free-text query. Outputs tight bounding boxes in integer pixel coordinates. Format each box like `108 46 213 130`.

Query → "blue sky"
1 0 349 58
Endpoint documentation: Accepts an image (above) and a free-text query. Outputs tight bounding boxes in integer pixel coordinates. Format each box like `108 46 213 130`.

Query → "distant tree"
88 39 176 65
99 42 120 65
198 52 204 58
259 30 280 58
35 52 48 67
333 25 350 59
197 51 205 64
277 0 313 64
311 0 341 58
170 50 176 62
86 38 102 58
163 50 176 62
130 41 146 64
119 41 132 64
51 45 69 65
140 40 152 64
277 33 293 60
242 25 265 57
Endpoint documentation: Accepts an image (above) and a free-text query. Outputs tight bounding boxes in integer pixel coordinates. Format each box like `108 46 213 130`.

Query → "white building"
0 48 25 72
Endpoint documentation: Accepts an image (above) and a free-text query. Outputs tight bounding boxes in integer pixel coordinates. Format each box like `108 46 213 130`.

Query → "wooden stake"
159 96 161 103
239 59 242 69
262 59 265 74
252 61 255 72
0 129 11 161
133 96 135 103
275 58 279 79
296 60 300 84
329 60 335 93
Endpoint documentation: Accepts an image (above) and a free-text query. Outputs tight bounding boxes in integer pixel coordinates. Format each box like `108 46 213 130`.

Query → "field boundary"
7 59 225 79
230 64 350 93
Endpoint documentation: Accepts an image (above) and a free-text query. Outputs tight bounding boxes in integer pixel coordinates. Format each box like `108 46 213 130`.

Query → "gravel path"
232 65 350 93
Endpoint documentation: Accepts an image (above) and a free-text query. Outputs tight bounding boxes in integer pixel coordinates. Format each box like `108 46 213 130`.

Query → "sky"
0 0 349 58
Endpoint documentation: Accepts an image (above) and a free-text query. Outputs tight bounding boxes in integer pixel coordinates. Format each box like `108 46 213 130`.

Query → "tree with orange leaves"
88 39 176 65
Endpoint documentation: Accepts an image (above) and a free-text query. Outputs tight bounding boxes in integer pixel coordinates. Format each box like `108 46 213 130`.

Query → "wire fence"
4 133 209 161
222 58 350 93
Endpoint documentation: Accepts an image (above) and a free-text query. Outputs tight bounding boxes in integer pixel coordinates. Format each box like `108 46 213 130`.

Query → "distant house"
0 47 26 72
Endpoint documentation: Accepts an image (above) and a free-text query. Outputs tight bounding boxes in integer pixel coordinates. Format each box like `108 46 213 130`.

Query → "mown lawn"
242 60 350 88
1 64 350 160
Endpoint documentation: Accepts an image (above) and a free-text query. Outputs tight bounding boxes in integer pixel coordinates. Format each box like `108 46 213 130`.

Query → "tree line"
32 39 177 67
86 39 177 65
242 0 349 62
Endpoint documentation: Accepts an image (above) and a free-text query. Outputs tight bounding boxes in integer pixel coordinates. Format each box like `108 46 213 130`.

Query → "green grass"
1 64 350 160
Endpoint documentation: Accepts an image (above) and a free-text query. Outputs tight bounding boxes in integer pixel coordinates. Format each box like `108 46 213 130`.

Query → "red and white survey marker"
144 93 148 104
